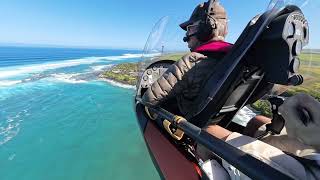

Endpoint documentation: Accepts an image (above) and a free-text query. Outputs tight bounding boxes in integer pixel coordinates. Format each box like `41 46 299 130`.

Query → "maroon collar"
193 41 233 54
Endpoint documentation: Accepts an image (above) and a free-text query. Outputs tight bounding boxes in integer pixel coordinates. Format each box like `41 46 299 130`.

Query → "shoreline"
99 78 136 89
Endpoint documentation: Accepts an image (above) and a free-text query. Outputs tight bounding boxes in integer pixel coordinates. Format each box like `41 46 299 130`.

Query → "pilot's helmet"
179 1 228 41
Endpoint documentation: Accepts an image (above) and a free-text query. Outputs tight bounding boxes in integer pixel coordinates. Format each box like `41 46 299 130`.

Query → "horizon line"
1 42 319 53
0 42 143 51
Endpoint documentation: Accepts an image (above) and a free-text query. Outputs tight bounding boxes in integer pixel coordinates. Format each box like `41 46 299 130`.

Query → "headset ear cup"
196 22 203 41
196 21 214 42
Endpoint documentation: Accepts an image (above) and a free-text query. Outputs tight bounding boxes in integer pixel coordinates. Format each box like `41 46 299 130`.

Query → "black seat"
187 5 308 128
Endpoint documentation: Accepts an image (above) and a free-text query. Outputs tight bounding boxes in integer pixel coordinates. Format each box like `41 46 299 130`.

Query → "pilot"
142 0 232 119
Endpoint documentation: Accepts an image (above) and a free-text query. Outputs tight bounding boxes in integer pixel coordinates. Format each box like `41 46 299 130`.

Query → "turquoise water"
0 47 160 180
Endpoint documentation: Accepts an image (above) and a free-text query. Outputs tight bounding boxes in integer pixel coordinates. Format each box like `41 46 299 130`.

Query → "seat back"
188 5 307 128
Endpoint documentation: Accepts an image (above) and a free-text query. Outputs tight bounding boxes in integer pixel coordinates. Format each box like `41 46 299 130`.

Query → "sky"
0 0 318 50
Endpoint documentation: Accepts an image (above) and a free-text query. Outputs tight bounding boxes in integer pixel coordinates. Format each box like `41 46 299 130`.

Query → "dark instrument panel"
139 61 175 89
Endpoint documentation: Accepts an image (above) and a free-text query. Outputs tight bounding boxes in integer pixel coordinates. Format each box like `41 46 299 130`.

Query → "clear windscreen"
267 0 311 11
135 16 188 88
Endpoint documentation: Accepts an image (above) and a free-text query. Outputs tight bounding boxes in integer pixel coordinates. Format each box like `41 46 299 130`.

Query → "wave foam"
0 53 147 79
0 109 28 146
0 58 99 79
0 80 22 87
104 53 160 61
50 73 88 84
104 53 143 61
100 78 136 89
91 64 113 72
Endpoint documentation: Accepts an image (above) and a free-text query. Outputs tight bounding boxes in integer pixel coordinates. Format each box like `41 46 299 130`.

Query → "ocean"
0 46 160 180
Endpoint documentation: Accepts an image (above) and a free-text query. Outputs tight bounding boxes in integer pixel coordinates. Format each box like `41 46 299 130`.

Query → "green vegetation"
100 63 138 85
251 100 272 117
159 53 187 61
100 53 186 85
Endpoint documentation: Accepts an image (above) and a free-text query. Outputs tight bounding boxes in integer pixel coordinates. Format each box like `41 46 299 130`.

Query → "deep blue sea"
0 46 160 180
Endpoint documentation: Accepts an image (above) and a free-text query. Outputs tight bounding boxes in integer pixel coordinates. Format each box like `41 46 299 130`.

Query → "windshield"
267 0 311 10
137 16 183 77
135 16 188 91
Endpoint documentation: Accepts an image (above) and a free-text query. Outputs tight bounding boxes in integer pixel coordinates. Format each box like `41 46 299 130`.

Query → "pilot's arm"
142 52 207 107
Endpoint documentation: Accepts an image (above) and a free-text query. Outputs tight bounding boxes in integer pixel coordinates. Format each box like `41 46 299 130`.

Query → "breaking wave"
50 73 89 84
0 58 99 79
90 64 114 72
0 73 89 87
104 54 144 61
100 79 136 89
0 80 22 87
0 53 148 79
104 53 160 60
0 109 29 146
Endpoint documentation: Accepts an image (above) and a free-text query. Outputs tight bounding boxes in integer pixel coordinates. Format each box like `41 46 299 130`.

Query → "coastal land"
100 52 320 117
100 63 138 86
99 53 185 86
